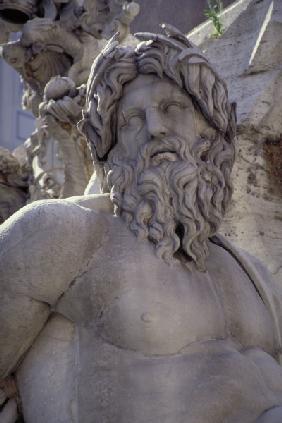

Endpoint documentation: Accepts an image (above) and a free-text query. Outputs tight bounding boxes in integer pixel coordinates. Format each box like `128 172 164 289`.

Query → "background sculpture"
0 0 139 202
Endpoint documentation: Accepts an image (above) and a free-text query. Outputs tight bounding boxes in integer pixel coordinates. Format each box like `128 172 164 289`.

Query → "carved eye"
162 101 186 114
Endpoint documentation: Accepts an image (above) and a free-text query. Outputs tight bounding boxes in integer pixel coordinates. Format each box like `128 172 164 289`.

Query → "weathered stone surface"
1 26 282 422
131 0 234 34
188 0 282 285
0 398 18 423
0 147 28 223
17 315 77 423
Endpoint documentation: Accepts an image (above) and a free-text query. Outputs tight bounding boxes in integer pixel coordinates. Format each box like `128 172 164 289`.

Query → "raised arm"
0 197 107 378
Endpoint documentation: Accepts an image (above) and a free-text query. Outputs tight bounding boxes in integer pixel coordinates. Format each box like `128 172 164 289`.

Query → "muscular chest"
56 219 275 355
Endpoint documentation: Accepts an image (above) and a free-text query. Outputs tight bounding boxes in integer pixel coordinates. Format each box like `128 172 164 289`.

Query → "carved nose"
146 108 167 139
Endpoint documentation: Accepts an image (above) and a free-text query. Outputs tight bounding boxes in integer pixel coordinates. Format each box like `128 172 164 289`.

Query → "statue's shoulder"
0 194 113 304
211 234 282 359
0 193 114 266
65 193 114 214
1 193 113 234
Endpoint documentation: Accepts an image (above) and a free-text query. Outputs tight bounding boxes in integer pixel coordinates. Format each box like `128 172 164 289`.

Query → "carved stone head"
80 25 237 270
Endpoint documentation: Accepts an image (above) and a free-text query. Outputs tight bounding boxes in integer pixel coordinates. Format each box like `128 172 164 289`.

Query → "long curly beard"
105 135 228 271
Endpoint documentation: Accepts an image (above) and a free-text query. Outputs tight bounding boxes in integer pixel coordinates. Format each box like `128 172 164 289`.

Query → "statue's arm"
211 235 282 359
0 198 105 378
241 249 282 360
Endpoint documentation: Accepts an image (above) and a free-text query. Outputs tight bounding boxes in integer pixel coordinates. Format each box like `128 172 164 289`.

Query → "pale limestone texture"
188 0 282 285
1 26 282 423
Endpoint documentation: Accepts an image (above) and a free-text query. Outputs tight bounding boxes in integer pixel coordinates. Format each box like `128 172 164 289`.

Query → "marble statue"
1 25 282 423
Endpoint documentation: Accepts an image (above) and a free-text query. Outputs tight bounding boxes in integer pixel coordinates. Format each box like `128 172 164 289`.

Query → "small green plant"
204 0 224 38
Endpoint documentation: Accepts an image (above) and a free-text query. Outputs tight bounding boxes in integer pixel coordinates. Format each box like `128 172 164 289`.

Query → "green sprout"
204 0 224 38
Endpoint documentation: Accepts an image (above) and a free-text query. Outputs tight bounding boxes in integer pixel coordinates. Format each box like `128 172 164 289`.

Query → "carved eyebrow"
122 107 144 116
161 94 191 107
160 100 188 111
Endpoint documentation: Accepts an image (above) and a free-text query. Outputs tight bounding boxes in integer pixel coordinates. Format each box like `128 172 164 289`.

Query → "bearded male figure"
1 26 282 423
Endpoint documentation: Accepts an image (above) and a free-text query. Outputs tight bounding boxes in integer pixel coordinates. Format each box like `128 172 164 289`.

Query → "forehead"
118 74 193 111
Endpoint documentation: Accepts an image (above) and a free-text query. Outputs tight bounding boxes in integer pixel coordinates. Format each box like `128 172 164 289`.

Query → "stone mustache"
1 25 282 423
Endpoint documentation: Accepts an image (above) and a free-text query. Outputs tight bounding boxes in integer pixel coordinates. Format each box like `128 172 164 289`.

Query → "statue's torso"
56 214 275 354
17 213 282 423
